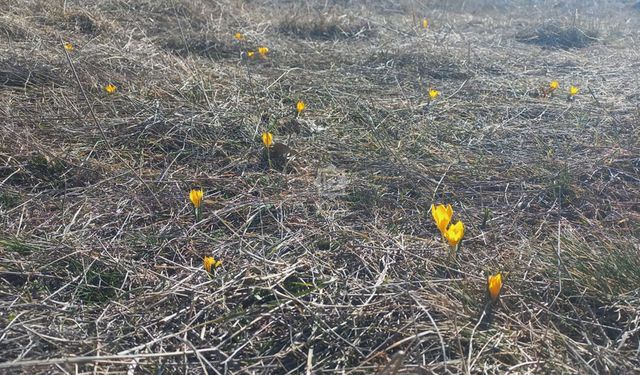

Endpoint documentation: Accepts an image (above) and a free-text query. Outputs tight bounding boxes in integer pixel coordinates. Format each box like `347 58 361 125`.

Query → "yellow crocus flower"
234 32 245 41
429 89 440 100
422 19 429 29
444 220 465 247
262 131 273 148
203 256 214 272
487 272 503 302
247 50 255 58
203 256 222 273
296 100 305 114
431 204 453 236
189 189 203 209
549 80 559 91
569 85 579 97
258 46 269 58
63 42 74 51
105 84 117 94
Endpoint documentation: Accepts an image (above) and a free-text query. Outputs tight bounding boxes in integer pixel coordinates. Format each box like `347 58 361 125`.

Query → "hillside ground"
1 0 639 373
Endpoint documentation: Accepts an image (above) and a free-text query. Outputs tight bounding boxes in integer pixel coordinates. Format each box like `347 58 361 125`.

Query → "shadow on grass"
516 24 598 49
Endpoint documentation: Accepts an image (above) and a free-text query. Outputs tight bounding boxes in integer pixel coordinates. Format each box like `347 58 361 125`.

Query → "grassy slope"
1 0 639 373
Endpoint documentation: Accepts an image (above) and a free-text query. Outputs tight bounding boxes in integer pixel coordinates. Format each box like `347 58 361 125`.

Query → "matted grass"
1 0 639 374
515 24 599 49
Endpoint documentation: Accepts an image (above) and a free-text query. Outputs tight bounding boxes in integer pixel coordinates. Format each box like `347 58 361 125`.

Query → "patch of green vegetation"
0 237 36 255
68 260 126 304
315 238 331 251
282 275 324 297
6 311 17 322
241 286 276 309
573 243 640 297
543 235 640 299
26 153 68 186
0 192 19 209
344 185 381 213
550 163 576 206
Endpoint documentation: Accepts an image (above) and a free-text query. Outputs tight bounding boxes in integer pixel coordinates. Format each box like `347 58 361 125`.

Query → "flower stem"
449 243 460 262
266 148 272 170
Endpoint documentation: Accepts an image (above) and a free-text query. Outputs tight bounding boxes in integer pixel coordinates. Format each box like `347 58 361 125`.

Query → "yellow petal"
549 80 559 90
105 84 117 94
431 204 453 236
569 86 579 96
203 256 215 273
487 273 503 301
431 204 442 231
444 220 464 247
296 100 305 114
190 189 203 208
445 204 453 219
262 132 273 148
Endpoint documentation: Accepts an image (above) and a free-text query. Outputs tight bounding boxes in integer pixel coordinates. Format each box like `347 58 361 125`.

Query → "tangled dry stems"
1 0 639 374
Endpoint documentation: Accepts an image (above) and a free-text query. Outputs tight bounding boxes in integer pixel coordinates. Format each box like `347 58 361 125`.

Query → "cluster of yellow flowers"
261 100 305 157
247 46 269 59
64 43 118 94
188 189 222 274
233 31 269 59
431 204 464 248
432 204 503 303
543 80 579 99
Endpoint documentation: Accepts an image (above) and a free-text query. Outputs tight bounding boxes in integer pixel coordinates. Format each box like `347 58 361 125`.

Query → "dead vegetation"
1 0 639 374
515 23 599 49
278 14 374 40
0 58 62 87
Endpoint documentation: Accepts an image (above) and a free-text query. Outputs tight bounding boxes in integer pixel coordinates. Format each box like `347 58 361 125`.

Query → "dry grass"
515 24 599 49
1 0 639 374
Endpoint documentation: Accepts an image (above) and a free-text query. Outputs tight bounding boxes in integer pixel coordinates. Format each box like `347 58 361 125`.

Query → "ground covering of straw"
1 0 639 373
